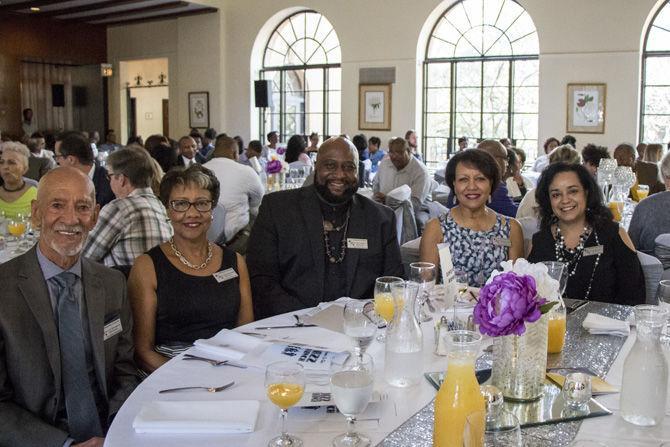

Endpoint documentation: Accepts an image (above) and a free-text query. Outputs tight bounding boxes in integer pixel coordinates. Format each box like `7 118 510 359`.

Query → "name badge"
103 318 123 341
346 238 368 249
492 236 512 247
213 268 238 283
583 245 604 257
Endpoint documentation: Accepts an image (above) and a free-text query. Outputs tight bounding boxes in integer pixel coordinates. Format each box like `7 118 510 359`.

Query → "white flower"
488 258 560 301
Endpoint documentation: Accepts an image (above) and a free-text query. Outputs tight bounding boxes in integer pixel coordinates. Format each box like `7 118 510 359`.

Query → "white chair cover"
637 250 663 304
206 203 227 245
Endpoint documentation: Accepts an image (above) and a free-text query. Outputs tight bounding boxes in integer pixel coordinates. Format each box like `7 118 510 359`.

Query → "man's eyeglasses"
168 199 214 212
105 172 123 181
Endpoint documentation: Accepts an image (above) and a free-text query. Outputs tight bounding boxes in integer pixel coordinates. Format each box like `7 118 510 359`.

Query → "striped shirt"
83 187 172 267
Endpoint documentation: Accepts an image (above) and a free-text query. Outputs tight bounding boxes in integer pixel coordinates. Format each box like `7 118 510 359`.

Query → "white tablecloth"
104 309 459 447
574 330 670 446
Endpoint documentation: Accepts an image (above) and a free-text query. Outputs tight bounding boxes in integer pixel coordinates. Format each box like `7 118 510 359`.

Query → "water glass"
409 262 436 322
265 362 305 447
330 353 374 447
342 300 377 363
542 261 567 298
562 372 592 409
454 270 470 302
464 410 522 446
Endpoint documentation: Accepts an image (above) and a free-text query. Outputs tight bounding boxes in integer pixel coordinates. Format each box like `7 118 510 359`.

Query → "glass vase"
491 314 548 401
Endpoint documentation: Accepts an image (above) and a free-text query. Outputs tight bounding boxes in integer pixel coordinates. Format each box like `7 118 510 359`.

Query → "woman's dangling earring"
454 195 458 205
487 195 492 204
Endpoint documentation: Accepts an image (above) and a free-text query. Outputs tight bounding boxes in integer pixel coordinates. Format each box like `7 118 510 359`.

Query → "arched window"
423 0 539 164
641 1 670 143
259 10 341 141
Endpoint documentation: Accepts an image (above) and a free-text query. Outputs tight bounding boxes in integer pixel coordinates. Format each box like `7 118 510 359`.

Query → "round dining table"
105 300 670 447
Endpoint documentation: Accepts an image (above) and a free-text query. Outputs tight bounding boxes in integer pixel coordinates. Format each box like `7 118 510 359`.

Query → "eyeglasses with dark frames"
168 199 214 212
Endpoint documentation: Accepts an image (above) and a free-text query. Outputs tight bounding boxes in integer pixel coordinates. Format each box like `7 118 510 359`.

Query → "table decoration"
474 259 560 401
266 156 289 192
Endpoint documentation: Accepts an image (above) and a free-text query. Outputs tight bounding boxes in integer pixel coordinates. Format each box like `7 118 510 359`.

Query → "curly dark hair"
445 149 500 196
581 144 610 168
284 134 306 163
535 162 612 231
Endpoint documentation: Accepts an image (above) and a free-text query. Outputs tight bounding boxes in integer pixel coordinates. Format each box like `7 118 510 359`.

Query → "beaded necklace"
554 225 601 300
323 209 350 264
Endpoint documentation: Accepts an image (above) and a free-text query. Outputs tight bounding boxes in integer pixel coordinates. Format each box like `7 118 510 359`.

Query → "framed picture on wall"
188 91 209 128
566 83 606 133
358 84 392 130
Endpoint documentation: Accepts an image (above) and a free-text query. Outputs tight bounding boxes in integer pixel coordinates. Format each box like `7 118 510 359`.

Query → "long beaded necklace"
554 225 601 299
323 209 350 264
169 237 213 270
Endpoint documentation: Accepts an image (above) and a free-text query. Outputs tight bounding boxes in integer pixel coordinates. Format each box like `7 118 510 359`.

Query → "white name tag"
492 236 512 247
583 245 604 257
103 318 122 341
213 268 238 283
346 238 368 249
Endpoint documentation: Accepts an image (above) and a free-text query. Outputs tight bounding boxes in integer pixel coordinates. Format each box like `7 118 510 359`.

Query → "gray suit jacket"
0 247 138 447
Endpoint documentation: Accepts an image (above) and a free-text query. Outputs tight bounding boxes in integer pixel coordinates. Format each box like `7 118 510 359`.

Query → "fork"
182 354 247 368
158 381 235 394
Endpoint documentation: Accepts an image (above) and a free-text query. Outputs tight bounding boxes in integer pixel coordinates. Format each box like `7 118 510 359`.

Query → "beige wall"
107 0 663 156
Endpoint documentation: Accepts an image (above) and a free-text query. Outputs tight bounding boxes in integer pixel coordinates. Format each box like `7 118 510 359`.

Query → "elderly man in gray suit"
0 167 138 447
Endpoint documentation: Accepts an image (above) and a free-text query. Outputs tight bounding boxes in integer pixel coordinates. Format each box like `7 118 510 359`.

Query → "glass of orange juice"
636 184 649 201
373 276 403 342
265 361 305 447
608 201 624 222
548 304 567 354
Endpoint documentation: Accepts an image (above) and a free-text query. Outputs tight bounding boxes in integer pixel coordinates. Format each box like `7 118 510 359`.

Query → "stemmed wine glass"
373 276 404 342
343 300 377 364
7 214 27 255
409 262 436 322
265 361 305 447
330 353 375 447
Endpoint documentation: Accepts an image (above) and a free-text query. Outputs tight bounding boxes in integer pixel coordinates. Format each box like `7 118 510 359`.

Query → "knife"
254 324 317 329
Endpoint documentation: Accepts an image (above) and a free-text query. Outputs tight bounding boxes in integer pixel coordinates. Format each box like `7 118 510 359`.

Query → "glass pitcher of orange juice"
434 330 485 447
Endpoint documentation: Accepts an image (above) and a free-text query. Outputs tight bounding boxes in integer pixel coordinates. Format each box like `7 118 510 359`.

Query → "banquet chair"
517 216 540 257
637 250 663 304
400 236 421 277
206 203 227 246
654 234 670 281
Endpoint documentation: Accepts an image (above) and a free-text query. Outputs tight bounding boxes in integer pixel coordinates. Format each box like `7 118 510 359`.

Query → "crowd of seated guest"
1 115 668 446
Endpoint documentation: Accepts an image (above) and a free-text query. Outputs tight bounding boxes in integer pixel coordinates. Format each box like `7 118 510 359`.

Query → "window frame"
422 0 539 165
640 0 670 144
259 10 341 142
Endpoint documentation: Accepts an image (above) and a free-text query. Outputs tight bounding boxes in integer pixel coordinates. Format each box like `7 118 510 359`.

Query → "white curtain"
20 60 73 132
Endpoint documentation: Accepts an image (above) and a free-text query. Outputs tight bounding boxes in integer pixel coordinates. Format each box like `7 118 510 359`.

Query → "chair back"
637 250 663 304
207 203 227 245
516 216 539 257
654 233 670 270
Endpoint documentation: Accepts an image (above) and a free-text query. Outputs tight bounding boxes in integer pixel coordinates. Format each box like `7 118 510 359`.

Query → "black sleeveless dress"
148 245 241 345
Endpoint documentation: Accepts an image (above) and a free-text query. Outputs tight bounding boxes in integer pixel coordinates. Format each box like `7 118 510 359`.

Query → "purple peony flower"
276 147 286 155
266 159 283 174
473 271 546 337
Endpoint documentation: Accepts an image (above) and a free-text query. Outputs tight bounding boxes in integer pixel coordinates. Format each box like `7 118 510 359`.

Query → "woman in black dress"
128 165 254 373
528 162 645 306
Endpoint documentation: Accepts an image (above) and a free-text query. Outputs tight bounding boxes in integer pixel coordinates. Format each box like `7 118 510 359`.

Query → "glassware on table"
7 216 27 255
636 184 650 200
463 409 522 447
656 280 670 310
384 280 423 387
597 158 618 202
434 330 485 447
342 300 377 364
330 353 375 447
562 372 592 409
265 361 305 447
620 305 669 427
373 276 404 342
542 261 568 353
409 261 436 322
451 299 476 332
454 270 470 302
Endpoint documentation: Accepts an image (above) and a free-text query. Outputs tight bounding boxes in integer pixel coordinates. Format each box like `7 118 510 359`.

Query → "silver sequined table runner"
378 301 632 446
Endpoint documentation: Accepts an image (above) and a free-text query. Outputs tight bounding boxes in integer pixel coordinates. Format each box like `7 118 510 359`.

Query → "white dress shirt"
373 156 431 210
203 157 265 240
181 156 196 167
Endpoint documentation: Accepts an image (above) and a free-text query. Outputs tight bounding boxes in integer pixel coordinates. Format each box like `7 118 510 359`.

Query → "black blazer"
92 165 114 208
247 186 404 319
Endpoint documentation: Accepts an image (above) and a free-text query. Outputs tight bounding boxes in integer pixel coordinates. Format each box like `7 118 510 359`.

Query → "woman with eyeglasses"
128 165 254 374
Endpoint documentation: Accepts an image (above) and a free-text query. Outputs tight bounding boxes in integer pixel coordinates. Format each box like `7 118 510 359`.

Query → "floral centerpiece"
265 154 289 191
473 259 560 401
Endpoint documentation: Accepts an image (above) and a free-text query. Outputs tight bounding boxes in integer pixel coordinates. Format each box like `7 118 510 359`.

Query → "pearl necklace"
553 225 601 299
169 237 213 270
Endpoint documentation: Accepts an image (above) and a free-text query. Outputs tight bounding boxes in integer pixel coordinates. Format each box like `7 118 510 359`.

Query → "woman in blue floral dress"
420 149 524 286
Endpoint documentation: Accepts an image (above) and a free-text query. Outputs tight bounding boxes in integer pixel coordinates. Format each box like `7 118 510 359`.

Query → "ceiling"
0 0 218 26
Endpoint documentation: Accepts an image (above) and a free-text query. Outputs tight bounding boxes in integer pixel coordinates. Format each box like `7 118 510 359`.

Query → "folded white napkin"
193 329 265 360
582 312 630 336
133 400 259 434
387 184 411 202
